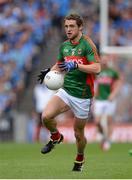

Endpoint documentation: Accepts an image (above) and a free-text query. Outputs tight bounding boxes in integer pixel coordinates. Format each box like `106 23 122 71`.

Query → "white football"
44 70 64 90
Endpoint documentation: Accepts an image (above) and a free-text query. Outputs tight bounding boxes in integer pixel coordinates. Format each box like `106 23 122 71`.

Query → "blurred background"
0 0 132 143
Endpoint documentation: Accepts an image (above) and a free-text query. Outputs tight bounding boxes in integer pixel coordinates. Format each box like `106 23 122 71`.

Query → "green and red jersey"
95 68 119 100
57 35 100 99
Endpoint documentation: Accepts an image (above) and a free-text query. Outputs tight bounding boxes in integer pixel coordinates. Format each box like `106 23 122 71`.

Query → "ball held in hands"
44 70 64 90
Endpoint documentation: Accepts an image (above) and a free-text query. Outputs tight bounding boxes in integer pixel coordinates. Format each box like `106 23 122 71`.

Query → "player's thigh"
94 116 102 124
105 101 116 116
43 95 70 119
94 100 107 123
93 100 104 115
107 115 113 125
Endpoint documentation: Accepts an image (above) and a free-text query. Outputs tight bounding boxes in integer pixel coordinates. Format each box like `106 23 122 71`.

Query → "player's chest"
62 45 85 56
97 72 114 85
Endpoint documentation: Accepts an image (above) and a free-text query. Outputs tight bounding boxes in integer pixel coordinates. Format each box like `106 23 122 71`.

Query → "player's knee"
41 111 53 124
95 120 101 127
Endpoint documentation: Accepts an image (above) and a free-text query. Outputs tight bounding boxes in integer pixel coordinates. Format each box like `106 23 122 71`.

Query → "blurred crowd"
0 0 52 116
109 0 132 46
0 0 132 125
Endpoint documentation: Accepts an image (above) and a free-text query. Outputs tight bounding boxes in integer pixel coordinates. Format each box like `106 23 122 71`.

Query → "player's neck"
71 32 82 44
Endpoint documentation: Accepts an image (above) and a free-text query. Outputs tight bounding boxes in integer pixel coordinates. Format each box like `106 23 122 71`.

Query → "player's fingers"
37 74 42 78
58 64 66 69
60 67 67 72
58 65 66 69
37 76 43 82
37 77 40 81
40 79 43 84
37 77 42 82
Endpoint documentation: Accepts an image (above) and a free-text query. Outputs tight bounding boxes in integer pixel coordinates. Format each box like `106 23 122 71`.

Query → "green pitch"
0 143 132 179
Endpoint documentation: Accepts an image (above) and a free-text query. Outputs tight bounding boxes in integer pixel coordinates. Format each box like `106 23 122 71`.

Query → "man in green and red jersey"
93 54 122 151
37 14 101 171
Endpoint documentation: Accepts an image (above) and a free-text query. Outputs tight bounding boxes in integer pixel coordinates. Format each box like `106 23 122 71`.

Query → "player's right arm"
37 44 64 84
50 63 61 72
50 44 64 71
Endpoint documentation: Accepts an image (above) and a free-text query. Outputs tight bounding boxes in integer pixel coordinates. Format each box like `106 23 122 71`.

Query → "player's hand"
37 68 50 84
58 61 78 72
108 94 115 101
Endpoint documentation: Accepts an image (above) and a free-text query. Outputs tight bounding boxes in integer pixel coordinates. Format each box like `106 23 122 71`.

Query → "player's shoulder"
82 35 97 49
108 67 117 72
62 39 70 45
107 67 119 76
59 39 69 49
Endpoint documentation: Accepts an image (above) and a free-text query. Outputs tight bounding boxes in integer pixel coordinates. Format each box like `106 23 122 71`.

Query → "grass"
0 142 132 179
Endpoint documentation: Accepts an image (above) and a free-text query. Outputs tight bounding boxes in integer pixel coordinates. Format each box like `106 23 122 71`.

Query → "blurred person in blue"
0 42 12 64
0 62 16 115
109 0 132 46
8 60 25 94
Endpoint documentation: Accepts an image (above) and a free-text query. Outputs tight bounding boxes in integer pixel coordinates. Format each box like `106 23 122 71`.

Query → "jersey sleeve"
113 70 119 80
85 37 100 64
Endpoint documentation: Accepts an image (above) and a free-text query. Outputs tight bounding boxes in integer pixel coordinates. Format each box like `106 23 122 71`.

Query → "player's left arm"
78 41 101 74
78 62 101 74
108 75 122 101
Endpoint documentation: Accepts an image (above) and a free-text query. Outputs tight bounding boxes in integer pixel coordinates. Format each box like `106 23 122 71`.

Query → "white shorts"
93 100 116 116
55 88 92 119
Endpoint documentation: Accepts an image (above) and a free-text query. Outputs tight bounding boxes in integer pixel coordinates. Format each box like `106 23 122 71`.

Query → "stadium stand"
109 0 132 46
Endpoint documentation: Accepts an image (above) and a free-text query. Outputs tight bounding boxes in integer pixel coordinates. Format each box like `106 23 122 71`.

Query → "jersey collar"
70 35 83 45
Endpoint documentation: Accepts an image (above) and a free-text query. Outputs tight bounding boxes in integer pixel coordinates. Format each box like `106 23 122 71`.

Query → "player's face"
101 55 109 68
64 20 82 40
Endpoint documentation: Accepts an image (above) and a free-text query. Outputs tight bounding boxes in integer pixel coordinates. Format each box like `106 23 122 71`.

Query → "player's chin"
67 34 73 39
